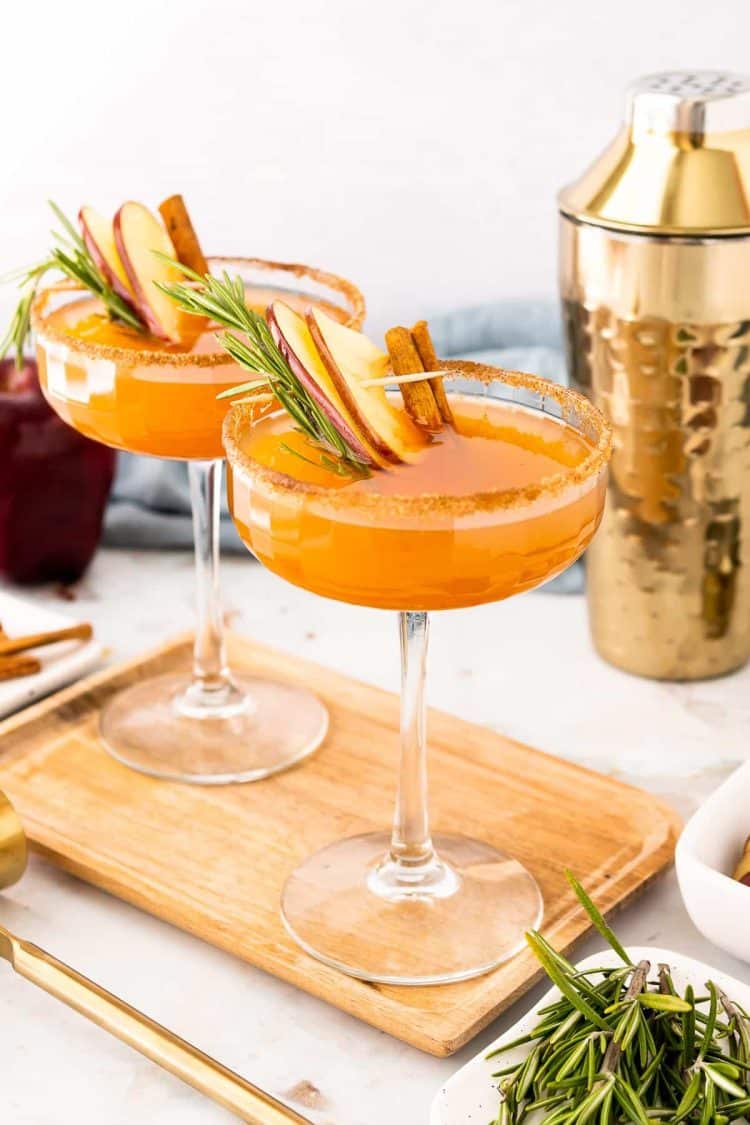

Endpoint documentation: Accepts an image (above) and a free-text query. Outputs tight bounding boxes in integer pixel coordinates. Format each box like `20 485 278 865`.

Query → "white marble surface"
1 548 749 1124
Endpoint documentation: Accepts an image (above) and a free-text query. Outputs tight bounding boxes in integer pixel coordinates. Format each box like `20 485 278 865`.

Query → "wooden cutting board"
0 632 680 1056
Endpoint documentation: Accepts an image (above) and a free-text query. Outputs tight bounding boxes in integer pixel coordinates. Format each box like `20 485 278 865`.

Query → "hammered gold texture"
561 219 750 680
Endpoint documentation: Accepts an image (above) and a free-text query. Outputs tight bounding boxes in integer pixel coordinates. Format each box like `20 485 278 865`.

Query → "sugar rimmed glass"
223 362 613 984
32 258 365 784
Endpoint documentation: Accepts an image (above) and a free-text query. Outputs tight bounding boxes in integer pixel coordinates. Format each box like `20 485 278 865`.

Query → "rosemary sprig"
156 261 370 475
0 201 145 367
489 874 750 1125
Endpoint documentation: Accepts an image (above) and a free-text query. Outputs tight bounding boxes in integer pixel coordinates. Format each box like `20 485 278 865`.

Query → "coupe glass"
224 362 612 984
32 258 365 784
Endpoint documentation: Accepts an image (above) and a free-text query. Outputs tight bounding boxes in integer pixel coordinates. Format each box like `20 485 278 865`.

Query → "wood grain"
0 632 680 1056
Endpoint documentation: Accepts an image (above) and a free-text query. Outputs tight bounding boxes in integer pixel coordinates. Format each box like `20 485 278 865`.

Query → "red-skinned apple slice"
113 202 198 342
307 308 426 463
266 301 377 465
79 206 135 307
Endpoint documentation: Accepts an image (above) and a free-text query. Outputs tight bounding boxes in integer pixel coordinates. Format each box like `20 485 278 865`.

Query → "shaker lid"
558 70 750 235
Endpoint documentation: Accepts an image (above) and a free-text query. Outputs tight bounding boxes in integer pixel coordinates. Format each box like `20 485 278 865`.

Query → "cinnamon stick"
0 655 41 682
385 327 443 432
0 623 93 658
158 194 209 276
411 320 454 425
0 621 41 677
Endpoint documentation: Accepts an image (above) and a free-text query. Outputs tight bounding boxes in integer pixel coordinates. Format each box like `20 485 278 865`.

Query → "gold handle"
0 930 310 1124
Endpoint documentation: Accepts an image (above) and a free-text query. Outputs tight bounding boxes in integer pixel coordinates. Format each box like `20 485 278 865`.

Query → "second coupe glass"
224 362 612 983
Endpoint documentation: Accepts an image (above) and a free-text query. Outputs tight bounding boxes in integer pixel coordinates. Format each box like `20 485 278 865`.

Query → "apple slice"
113 201 197 342
307 308 426 463
267 301 376 465
79 206 135 307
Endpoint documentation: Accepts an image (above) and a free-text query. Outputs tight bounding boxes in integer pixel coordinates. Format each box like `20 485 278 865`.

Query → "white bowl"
676 760 750 964
431 946 750 1125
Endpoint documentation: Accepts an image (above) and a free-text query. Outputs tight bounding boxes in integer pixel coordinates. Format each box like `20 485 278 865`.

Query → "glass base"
99 672 328 784
281 831 543 985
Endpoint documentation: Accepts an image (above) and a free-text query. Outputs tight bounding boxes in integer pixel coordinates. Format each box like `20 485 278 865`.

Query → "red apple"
307 308 425 463
79 206 137 309
0 356 37 395
266 301 375 465
0 358 115 584
113 201 196 342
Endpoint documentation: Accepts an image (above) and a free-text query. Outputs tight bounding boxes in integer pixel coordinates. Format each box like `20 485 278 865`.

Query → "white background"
2 7 750 1119
2 0 749 336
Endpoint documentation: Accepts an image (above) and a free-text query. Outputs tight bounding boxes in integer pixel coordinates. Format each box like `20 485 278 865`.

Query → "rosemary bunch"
0 202 145 368
489 873 750 1125
158 262 370 475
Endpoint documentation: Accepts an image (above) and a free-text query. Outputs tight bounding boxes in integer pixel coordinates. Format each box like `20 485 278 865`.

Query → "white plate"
0 591 103 718
676 760 750 964
431 946 750 1125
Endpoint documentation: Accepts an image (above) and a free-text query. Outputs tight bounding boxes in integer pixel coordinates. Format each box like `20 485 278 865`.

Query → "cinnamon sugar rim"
30 256 365 367
223 361 613 518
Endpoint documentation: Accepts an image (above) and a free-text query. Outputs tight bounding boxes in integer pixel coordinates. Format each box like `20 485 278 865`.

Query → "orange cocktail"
223 357 612 986
34 268 361 461
29 249 364 786
226 373 606 611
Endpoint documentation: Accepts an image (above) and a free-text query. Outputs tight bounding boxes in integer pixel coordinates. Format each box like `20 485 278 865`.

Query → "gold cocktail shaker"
559 71 750 680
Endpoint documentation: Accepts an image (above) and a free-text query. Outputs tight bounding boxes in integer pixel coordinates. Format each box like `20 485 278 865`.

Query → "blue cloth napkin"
103 299 580 592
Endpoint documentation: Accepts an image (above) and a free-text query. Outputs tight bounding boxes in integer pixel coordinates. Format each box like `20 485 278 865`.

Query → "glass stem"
389 611 436 872
185 459 235 706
